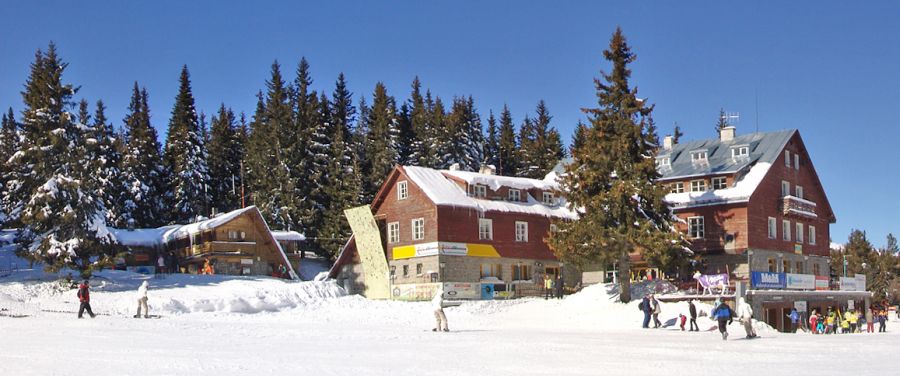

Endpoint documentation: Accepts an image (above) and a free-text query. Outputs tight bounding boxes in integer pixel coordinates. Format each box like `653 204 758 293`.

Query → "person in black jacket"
640 295 652 328
712 301 734 340
688 299 699 331
76 280 96 319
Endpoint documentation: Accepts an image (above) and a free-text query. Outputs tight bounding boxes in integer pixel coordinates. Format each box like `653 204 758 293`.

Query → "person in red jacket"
77 279 96 319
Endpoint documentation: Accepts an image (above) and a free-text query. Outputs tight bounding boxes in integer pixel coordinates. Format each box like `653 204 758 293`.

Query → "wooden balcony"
781 195 817 219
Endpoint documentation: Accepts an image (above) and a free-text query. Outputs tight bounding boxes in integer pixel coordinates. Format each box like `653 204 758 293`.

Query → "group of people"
542 274 564 300
74 279 154 319
638 296 759 340
639 294 663 328
807 304 890 334
156 251 179 274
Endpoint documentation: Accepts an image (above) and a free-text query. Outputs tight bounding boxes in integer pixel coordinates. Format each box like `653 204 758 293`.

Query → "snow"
1 270 898 375
403 166 577 219
664 162 771 208
443 169 556 191
271 230 305 241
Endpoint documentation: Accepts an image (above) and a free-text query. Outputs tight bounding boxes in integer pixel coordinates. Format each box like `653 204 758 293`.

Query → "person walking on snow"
809 310 818 334
650 295 662 328
555 274 564 299
640 295 652 328
157 254 166 274
787 308 801 333
432 286 449 332
712 301 733 340
543 275 554 300
737 297 757 339
135 281 149 318
688 299 699 331
76 279 95 319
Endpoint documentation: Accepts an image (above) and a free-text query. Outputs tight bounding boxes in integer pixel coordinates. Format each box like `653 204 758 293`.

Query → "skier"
787 308 801 333
688 299 699 331
640 295 652 328
737 297 757 339
555 274 564 299
650 295 662 328
134 281 149 318
712 301 733 340
432 285 449 332
76 279 96 319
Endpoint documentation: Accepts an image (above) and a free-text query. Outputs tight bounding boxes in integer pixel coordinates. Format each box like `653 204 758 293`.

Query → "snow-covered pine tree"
547 28 683 303
422 90 444 168
207 104 243 213
82 100 124 226
397 103 414 165
441 96 483 171
406 77 431 167
291 58 320 238
362 82 400 202
517 115 536 176
483 110 500 170
12 44 118 277
570 120 587 157
1 108 20 225
497 105 519 176
163 66 211 223
518 101 565 179
119 84 167 228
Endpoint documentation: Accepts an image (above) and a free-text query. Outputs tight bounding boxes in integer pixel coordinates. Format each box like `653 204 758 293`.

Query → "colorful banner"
391 283 441 301
815 276 829 291
392 242 500 260
785 273 815 290
840 275 867 292
750 271 786 289
443 282 480 300
345 205 391 299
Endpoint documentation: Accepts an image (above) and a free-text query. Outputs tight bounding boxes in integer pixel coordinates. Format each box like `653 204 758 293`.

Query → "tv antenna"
721 111 740 125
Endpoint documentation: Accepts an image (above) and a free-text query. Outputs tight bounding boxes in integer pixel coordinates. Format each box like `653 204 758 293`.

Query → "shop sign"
815 276 829 291
840 275 866 291
443 282 480 300
240 258 253 265
794 244 803 255
848 300 855 310
751 271 786 289
794 300 807 312
785 273 815 290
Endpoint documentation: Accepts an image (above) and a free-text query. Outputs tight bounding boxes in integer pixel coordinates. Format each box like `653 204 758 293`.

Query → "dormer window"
468 184 487 198
656 157 670 168
542 192 556 205
508 189 521 202
731 145 749 159
691 150 708 163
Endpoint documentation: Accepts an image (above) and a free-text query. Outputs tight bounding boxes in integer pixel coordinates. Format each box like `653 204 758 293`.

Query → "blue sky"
2 1 898 246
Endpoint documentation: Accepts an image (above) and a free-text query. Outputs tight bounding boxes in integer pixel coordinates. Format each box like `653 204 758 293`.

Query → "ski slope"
1 269 898 376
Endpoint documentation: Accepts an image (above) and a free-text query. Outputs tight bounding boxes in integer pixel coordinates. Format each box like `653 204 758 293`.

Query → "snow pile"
443 169 556 191
664 162 771 207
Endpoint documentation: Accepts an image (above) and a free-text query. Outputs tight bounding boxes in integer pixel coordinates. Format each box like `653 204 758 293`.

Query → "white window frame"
691 151 708 163
784 150 791 167
397 180 408 200
782 220 791 241
542 192 555 205
711 177 727 190
478 218 493 240
809 225 816 245
690 179 707 192
411 218 425 241
731 146 749 159
688 216 705 239
794 154 800 170
469 184 486 198
656 157 670 168
767 217 777 239
671 182 684 194
781 181 790 197
795 186 804 199
388 222 400 244
515 221 528 242
796 222 804 243
508 189 521 202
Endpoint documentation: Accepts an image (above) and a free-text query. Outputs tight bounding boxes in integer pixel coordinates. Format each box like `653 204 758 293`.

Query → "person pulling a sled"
135 280 150 318
432 285 449 332
77 279 96 319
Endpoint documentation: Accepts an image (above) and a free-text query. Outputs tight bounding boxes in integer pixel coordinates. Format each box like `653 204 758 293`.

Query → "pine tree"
422 91 444 168
570 120 587 157
292 57 322 238
397 103 414 165
548 29 683 303
83 100 123 225
483 110 500 169
672 124 684 144
497 105 518 176
207 104 243 213
407 77 431 167
715 108 728 135
518 100 565 179
119 84 166 228
11 44 117 277
1 108 20 225
362 82 399 202
517 115 536 176
163 66 210 223
441 96 483 171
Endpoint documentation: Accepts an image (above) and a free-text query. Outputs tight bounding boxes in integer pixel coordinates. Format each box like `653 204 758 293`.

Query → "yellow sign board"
344 205 391 299
391 242 501 259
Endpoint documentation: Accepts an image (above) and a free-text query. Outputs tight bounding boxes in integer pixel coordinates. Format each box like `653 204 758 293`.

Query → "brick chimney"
720 126 736 142
663 135 674 150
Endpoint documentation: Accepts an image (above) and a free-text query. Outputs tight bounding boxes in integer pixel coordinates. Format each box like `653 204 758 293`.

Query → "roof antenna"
721 111 740 125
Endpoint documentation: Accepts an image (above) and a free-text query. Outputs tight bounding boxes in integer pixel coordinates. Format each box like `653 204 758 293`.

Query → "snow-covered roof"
402 166 577 220
657 129 796 181
664 162 770 208
271 230 305 241
112 206 260 247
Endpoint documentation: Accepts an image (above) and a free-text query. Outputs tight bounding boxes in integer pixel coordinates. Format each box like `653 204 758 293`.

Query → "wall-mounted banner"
785 273 815 290
443 282 480 300
840 275 867 292
751 271 786 289
815 276 829 291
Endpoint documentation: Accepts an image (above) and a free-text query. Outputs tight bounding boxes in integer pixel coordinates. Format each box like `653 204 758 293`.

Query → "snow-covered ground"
1 267 898 375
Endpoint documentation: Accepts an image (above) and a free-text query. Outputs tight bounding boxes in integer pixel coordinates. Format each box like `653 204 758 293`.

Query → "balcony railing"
781 195 817 218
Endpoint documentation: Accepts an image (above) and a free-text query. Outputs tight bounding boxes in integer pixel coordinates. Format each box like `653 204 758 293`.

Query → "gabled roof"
657 129 796 181
401 166 577 220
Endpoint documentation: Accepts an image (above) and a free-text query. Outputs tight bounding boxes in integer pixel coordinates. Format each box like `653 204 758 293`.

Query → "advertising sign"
794 300 807 313
481 284 495 300
848 300 855 310
855 275 867 291
815 276 829 291
345 205 391 299
839 276 867 291
750 272 786 289
443 282 480 300
785 273 815 290
392 283 441 301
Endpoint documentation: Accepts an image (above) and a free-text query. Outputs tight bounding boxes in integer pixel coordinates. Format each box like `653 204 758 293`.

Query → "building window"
508 189 521 202
784 150 791 167
731 146 749 159
480 264 501 279
388 222 400 244
767 217 777 239
712 177 727 190
512 264 531 281
809 225 816 245
782 220 791 241
781 181 790 197
397 180 408 200
478 218 493 240
768 258 776 273
795 186 804 199
542 192 555 205
782 259 790 273
813 263 821 276
796 261 804 274
402 265 409 277
656 157 670 168
688 217 705 239
412 218 425 241
671 182 684 194
416 263 423 276
796 222 804 243
691 150 708 163
794 154 800 170
515 221 528 242
690 179 707 192
469 184 487 198
227 231 246 240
